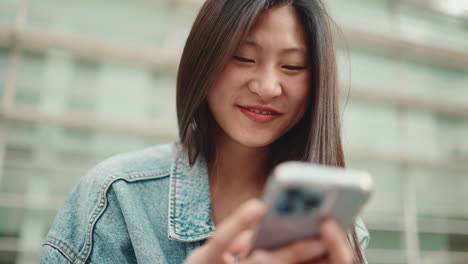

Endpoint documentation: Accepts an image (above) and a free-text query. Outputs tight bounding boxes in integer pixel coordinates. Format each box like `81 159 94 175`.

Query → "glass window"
420 233 468 252
0 251 16 264
398 58 468 105
347 159 405 217
1 163 81 197
398 2 468 54
0 207 21 237
15 51 46 108
92 130 152 157
338 46 399 93
97 62 153 122
65 94 96 113
327 0 393 36
65 58 98 114
365 230 408 264
56 150 90 164
58 127 94 163
164 5 200 54
0 47 10 100
342 99 401 154
405 110 439 159
419 233 468 264
368 230 407 251
18 51 45 77
436 117 468 160
461 122 468 159
14 84 42 107
147 71 177 121
6 120 37 138
410 166 468 219
4 145 34 163
28 0 171 48
62 127 93 143
1 166 32 193
0 0 17 24
71 58 99 87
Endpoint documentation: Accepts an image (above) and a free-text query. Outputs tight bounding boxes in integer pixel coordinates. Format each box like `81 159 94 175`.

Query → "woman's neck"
208 132 269 224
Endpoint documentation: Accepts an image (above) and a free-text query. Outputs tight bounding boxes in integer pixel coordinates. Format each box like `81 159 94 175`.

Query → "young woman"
39 0 369 263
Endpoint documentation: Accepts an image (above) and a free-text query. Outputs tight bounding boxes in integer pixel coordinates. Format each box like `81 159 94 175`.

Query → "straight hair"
176 0 365 263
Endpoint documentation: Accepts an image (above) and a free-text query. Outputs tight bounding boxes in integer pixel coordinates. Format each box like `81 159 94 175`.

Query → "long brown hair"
176 0 365 262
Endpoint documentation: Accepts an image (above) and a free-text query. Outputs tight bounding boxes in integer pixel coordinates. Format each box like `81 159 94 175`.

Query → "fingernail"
247 199 264 212
252 250 271 264
245 199 266 215
321 219 334 233
308 241 326 256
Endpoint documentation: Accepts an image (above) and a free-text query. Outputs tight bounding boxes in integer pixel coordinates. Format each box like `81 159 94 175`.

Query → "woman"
40 0 369 263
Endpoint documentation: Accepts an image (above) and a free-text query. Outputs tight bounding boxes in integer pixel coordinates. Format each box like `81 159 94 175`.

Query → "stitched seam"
45 236 77 261
170 152 214 239
168 151 179 238
173 229 214 237
78 169 170 262
43 242 74 263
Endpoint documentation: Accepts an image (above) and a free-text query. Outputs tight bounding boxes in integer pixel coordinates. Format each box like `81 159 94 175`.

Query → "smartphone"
250 161 373 251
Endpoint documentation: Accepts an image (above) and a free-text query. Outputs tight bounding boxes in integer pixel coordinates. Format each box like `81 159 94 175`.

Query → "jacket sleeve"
37 159 117 264
354 216 370 264
355 216 370 249
39 244 73 264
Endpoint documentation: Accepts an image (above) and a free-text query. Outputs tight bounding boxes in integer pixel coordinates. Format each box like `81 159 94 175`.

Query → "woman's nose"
247 67 282 100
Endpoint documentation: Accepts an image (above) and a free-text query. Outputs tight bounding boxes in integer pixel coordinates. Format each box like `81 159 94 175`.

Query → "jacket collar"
167 144 215 242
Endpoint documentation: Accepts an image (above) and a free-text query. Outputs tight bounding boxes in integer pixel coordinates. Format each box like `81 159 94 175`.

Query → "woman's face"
207 5 311 149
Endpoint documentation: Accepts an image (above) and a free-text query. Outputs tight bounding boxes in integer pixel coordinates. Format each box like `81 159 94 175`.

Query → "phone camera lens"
275 188 300 215
286 188 301 199
304 196 321 211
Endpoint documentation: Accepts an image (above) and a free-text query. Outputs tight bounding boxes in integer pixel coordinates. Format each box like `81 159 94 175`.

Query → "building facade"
0 0 467 263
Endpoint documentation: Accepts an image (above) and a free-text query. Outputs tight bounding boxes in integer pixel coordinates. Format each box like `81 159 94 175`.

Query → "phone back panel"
252 162 373 250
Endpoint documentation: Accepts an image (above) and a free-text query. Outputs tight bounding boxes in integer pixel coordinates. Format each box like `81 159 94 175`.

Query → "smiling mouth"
238 105 283 123
245 108 277 115
239 105 282 115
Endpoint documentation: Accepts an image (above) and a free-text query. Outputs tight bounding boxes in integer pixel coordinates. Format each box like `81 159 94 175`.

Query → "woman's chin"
234 136 277 149
219 125 282 149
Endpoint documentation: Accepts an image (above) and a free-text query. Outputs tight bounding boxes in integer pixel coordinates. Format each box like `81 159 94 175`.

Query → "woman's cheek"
219 63 251 85
285 76 310 124
286 76 310 101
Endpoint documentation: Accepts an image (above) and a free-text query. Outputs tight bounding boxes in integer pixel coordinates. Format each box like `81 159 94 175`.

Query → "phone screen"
275 186 324 216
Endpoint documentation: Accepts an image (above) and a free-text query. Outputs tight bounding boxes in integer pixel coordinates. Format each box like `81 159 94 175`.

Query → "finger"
204 199 266 261
243 250 278 264
223 253 235 263
320 219 353 264
309 259 328 264
228 230 254 256
268 239 326 263
305 255 328 264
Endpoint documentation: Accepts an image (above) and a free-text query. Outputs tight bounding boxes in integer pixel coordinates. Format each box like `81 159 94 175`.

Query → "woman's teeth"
248 108 274 115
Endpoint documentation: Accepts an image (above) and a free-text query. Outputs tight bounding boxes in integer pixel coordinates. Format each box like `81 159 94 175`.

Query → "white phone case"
251 161 373 250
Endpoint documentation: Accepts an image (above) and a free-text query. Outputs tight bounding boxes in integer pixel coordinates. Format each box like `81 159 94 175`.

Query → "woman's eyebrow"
242 40 261 49
280 47 306 55
242 40 306 54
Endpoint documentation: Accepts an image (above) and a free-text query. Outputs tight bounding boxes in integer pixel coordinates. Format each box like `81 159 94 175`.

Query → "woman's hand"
183 199 354 264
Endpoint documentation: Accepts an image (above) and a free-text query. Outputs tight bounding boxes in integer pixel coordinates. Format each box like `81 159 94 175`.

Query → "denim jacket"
39 143 369 264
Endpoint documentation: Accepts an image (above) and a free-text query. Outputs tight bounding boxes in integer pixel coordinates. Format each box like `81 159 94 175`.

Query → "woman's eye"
282 65 307 71
233 56 255 63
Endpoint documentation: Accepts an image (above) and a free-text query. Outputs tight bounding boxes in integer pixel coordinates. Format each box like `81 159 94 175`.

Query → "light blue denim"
39 143 370 263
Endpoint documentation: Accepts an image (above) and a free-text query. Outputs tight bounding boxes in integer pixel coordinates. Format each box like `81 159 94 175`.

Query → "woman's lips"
238 105 282 123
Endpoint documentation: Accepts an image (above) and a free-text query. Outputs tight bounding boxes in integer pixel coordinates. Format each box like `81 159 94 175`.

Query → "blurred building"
0 0 467 263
